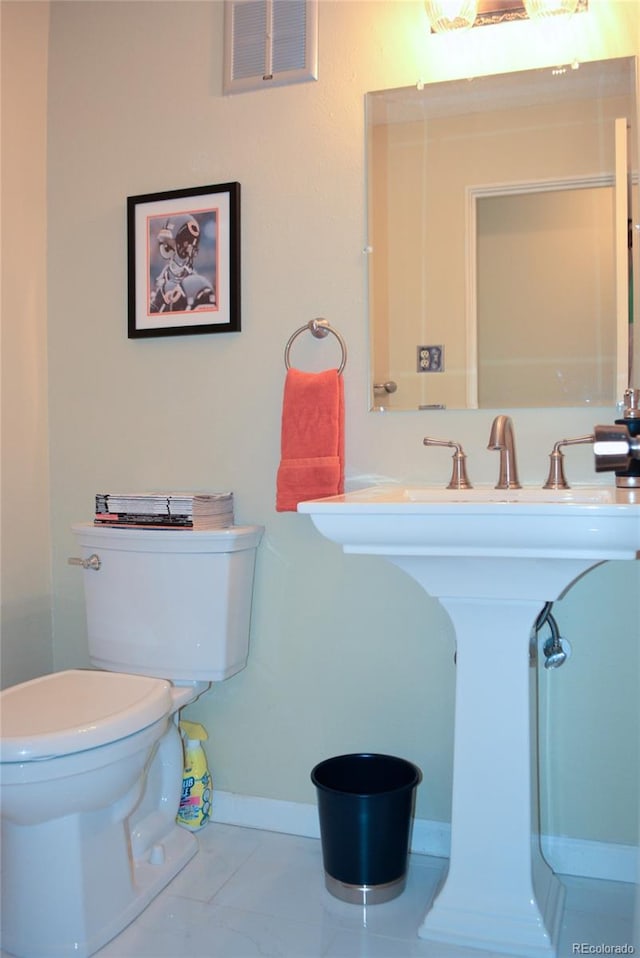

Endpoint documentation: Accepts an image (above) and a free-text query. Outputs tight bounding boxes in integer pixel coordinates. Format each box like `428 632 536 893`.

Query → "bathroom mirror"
366 57 639 411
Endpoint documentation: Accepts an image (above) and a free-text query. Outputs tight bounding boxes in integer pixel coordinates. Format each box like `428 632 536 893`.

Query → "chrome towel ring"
284 319 347 375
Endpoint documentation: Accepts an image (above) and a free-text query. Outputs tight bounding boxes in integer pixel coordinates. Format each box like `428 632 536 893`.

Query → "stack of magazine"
94 492 234 530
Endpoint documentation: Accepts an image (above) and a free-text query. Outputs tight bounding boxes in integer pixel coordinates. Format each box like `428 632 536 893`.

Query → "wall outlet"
417 345 444 373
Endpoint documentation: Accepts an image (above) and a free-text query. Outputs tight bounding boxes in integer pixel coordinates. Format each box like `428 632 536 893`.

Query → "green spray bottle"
177 720 212 831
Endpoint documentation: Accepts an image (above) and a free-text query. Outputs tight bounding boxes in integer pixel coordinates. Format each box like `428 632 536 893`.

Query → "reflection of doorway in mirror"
471 181 617 408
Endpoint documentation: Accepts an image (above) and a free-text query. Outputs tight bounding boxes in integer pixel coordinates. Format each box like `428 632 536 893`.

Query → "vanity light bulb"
424 0 478 32
523 0 579 19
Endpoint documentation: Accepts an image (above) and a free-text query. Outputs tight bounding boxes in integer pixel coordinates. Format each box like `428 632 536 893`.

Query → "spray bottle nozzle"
179 720 208 743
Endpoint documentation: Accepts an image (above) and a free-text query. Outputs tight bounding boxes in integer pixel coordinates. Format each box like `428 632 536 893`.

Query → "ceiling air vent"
224 0 318 95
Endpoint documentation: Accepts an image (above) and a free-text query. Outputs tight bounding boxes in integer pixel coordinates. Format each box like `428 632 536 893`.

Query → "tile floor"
1 823 634 958
84 823 636 958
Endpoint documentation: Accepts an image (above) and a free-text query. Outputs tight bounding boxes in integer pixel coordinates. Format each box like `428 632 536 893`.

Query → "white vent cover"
224 0 318 95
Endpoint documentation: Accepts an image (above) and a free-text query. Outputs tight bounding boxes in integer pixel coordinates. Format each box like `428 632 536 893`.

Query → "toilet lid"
0 669 172 762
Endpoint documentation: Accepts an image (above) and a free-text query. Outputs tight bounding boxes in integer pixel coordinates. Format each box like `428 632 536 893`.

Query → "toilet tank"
71 523 263 682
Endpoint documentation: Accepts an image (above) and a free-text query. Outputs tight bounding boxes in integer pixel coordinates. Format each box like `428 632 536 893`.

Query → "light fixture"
523 0 579 19
424 0 479 33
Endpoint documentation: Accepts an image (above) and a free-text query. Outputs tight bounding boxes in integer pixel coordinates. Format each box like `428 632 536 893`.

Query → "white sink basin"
298 484 639 564
298 483 639 957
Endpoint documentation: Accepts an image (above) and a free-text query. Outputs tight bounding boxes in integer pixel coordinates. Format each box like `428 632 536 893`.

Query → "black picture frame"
127 182 240 338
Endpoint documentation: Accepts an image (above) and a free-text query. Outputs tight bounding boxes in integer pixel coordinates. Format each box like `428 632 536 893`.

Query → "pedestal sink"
298 484 640 957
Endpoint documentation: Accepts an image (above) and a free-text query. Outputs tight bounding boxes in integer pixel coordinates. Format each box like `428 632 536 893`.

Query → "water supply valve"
535 602 572 670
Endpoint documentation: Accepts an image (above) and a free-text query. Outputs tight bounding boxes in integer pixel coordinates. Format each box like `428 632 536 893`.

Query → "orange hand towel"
276 368 344 512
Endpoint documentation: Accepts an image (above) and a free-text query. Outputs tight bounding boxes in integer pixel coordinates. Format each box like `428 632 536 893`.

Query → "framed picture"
127 182 240 338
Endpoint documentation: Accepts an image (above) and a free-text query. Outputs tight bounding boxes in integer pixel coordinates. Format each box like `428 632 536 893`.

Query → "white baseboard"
212 790 638 885
213 790 322 841
540 833 638 884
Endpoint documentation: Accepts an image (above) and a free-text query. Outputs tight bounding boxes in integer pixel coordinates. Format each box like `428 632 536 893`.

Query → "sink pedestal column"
388 556 599 958
417 596 564 956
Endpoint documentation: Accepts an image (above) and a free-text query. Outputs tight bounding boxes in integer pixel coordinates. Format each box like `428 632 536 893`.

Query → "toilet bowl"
0 669 202 958
1 670 175 819
0 522 263 958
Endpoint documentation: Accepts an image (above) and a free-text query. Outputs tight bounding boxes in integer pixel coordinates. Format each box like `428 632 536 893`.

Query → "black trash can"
311 753 421 905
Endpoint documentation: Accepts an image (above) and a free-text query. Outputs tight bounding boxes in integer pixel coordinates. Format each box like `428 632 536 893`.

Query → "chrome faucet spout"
488 415 522 489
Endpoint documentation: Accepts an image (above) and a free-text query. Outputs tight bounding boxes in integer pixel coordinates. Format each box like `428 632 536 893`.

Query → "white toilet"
0 521 263 958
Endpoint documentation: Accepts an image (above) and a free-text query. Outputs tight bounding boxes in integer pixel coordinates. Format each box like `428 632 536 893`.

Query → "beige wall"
1 1 53 687
3 0 638 855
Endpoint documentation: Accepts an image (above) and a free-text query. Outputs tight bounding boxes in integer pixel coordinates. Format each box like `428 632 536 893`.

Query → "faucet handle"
543 434 594 489
423 437 473 490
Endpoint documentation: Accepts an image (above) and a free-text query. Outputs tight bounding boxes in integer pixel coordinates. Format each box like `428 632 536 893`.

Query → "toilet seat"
0 669 172 762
